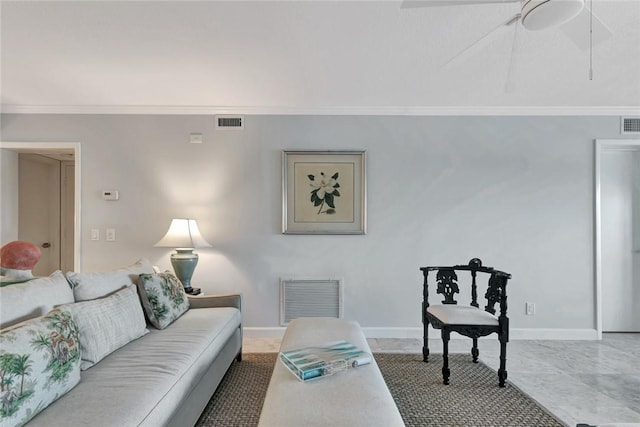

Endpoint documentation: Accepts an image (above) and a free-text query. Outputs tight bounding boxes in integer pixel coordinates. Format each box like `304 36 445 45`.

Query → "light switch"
91 229 100 241
106 228 116 241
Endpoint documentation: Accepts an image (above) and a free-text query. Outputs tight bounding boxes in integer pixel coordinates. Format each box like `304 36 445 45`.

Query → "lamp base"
170 249 199 290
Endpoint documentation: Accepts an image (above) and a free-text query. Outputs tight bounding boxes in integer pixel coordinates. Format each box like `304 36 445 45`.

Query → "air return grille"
215 115 244 130
621 117 640 134
280 278 343 326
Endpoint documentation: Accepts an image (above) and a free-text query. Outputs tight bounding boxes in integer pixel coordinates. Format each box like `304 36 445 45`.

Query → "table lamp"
154 218 211 295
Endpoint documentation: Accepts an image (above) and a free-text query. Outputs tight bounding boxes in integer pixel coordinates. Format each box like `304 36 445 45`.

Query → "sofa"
0 259 242 427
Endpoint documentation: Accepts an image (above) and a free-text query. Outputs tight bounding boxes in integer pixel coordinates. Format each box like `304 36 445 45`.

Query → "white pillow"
0 270 74 329
66 258 154 302
60 284 149 370
0 308 81 427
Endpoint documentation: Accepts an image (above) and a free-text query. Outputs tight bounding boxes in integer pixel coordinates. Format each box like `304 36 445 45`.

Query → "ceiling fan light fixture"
521 0 585 31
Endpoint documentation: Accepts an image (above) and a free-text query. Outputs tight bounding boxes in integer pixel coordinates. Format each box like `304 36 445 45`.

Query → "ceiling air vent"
621 117 640 134
215 115 244 130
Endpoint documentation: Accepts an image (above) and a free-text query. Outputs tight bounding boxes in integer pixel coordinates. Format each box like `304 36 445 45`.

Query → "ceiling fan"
402 0 613 89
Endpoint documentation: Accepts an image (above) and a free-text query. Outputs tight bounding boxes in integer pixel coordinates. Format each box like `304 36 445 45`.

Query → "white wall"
0 149 19 243
0 114 626 334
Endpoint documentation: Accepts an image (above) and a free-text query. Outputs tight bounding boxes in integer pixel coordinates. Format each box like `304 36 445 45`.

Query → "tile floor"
244 333 640 427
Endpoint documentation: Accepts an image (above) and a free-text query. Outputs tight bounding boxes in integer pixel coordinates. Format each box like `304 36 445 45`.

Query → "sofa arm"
188 293 242 310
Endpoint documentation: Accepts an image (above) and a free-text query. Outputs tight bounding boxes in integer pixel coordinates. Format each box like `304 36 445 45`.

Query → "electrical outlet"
526 302 536 316
91 229 100 241
106 228 116 241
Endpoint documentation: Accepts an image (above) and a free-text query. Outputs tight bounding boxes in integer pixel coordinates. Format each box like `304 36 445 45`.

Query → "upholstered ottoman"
258 317 405 427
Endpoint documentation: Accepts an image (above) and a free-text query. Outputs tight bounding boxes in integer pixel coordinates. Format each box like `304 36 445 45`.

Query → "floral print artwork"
308 172 341 215
0 309 81 426
284 151 365 234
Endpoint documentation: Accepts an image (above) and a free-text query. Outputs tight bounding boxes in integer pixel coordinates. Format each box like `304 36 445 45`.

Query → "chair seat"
427 305 499 326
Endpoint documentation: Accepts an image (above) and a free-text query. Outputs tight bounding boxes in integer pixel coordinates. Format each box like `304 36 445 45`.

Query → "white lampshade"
154 218 212 249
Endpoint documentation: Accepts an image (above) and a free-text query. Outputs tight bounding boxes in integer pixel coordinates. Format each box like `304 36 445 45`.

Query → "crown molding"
2 104 639 116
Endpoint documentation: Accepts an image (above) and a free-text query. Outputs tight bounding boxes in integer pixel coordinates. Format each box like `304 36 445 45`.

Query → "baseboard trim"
243 326 599 340
510 328 599 340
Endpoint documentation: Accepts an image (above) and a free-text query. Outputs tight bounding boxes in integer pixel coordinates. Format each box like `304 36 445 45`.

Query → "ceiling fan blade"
401 0 518 9
504 18 523 93
443 14 519 68
559 5 613 50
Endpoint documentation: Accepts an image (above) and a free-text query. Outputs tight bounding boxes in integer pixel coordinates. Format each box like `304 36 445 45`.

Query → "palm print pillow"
137 272 190 329
0 309 81 427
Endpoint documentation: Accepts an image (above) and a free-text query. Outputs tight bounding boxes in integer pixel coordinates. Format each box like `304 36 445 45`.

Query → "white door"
18 154 61 276
601 148 640 332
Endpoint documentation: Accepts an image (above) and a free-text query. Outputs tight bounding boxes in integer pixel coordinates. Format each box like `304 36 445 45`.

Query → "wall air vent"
621 117 640 134
215 115 244 130
280 278 343 326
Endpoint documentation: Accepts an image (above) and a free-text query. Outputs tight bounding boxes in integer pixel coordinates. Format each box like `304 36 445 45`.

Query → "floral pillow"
0 308 81 427
137 272 190 329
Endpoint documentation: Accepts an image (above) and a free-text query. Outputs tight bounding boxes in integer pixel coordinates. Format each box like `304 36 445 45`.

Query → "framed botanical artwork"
282 150 366 234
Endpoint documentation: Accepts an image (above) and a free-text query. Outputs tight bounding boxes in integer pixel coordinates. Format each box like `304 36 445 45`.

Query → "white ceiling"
1 0 639 115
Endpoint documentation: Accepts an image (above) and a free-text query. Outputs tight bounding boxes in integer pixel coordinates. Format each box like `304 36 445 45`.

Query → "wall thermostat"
102 190 119 201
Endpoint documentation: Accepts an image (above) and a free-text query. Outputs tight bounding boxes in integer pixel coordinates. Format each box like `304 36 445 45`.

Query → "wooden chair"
420 258 511 387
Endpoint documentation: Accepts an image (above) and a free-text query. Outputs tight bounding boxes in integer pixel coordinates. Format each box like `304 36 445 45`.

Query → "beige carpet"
196 353 563 427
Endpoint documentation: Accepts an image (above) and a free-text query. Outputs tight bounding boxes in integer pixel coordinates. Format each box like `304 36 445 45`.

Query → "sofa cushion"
66 258 154 302
0 270 74 329
0 308 81 427
24 306 242 427
137 272 190 329
61 284 149 370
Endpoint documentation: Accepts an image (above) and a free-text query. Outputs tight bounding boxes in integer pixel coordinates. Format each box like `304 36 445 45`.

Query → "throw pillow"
137 272 190 329
66 258 155 302
0 270 74 329
0 309 81 427
60 284 149 370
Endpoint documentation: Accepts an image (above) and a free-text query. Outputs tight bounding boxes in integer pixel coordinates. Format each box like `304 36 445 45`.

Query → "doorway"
0 142 81 273
596 139 640 336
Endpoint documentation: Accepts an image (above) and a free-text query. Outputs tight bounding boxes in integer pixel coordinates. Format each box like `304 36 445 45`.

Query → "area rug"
195 353 564 427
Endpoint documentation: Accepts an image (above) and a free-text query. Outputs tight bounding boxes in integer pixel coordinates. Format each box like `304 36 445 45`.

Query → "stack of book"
279 340 372 382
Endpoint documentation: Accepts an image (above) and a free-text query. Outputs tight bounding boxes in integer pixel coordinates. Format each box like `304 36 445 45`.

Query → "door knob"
42 242 51 248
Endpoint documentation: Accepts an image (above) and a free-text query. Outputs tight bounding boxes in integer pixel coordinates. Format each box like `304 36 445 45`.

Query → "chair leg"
498 339 507 387
423 318 429 363
442 329 450 385
471 338 479 363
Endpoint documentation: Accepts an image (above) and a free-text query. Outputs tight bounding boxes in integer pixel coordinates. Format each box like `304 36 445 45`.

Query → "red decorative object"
0 240 41 270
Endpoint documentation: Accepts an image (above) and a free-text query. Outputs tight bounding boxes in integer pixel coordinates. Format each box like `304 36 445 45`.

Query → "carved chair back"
422 258 511 321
